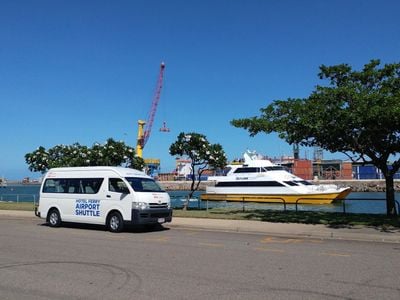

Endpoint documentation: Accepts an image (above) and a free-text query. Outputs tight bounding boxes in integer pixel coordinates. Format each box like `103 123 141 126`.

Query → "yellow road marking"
260 237 303 244
309 240 323 244
260 236 323 244
184 231 200 236
260 237 274 243
145 236 169 242
320 252 351 257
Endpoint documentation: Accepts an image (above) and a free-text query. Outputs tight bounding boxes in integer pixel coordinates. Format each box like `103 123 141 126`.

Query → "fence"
0 194 39 203
2 193 399 215
341 198 400 215
170 195 400 215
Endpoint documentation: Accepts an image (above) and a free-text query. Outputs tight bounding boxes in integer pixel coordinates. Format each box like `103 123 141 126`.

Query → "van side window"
81 179 103 194
42 178 103 194
109 178 130 194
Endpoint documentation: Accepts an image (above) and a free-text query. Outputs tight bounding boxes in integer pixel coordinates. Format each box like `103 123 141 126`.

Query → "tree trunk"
384 174 398 216
183 173 196 211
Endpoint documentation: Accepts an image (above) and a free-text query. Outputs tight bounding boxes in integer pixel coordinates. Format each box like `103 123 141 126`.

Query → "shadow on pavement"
37 221 170 233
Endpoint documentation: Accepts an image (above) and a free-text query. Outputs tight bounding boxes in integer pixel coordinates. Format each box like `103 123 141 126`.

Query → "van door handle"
106 195 111 198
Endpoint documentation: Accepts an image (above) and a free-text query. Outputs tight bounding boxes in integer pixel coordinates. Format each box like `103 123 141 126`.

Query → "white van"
36 166 172 232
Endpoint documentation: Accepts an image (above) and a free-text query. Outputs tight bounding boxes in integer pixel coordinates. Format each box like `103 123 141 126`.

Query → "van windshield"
125 177 165 192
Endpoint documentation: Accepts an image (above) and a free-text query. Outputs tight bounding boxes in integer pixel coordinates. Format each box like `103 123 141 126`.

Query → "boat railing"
238 196 287 212
295 197 337 212
242 197 286 211
194 196 287 212
341 198 400 215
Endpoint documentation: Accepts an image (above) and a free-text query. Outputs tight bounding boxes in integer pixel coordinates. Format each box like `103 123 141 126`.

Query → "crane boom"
136 62 166 158
143 62 165 146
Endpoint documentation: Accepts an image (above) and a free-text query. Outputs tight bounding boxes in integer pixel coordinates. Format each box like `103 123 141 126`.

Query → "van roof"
45 166 149 178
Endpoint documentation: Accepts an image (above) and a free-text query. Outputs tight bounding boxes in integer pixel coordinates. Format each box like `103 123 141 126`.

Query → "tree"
25 138 144 173
169 132 227 209
231 59 400 216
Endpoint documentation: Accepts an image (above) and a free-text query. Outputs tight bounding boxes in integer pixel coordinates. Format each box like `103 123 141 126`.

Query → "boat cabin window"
233 166 286 174
223 167 234 175
216 181 285 187
284 181 299 186
263 166 285 171
233 167 261 173
295 180 312 185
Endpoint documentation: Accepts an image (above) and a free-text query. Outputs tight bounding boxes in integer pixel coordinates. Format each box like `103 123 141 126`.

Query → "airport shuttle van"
36 166 172 232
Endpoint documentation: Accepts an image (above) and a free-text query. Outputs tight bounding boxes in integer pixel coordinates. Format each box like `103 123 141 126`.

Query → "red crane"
136 62 168 158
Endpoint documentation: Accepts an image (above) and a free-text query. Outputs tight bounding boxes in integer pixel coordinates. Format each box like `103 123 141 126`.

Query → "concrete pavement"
1 209 399 243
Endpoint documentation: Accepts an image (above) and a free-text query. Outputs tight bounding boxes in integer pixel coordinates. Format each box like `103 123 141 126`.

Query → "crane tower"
136 62 167 158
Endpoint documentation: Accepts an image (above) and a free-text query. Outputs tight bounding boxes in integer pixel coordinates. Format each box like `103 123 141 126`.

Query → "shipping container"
342 162 353 171
353 165 378 179
293 165 313 180
294 159 312 168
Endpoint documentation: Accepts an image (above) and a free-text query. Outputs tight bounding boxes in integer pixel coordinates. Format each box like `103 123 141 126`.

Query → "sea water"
1 184 399 214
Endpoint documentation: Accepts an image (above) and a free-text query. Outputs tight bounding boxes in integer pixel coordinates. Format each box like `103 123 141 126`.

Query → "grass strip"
0 202 36 211
173 208 400 228
1 202 399 228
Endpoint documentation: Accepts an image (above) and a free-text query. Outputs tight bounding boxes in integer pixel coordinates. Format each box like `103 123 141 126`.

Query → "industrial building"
157 152 400 182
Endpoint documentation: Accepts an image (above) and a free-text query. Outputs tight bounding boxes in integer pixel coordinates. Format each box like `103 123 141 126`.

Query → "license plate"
158 218 165 223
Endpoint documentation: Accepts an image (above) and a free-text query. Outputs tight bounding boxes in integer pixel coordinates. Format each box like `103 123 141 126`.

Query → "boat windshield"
262 166 285 171
233 167 261 173
233 166 286 173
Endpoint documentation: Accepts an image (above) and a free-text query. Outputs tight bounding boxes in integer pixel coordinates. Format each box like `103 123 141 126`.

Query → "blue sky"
1 0 399 179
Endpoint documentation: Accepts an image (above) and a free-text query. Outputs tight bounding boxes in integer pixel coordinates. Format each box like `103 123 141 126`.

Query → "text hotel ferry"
201 151 351 204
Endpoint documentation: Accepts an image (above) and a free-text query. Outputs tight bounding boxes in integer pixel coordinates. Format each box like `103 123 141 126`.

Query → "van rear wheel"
107 212 124 233
48 209 61 227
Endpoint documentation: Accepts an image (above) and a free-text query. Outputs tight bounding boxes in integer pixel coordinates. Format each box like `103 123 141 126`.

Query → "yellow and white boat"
201 151 351 204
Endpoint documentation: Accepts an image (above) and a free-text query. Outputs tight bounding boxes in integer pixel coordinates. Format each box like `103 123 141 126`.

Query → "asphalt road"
1 216 400 300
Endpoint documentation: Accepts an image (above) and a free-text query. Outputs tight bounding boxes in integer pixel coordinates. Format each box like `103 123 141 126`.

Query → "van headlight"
132 202 149 210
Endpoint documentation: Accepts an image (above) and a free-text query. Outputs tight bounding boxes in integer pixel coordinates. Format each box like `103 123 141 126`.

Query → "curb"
1 210 399 243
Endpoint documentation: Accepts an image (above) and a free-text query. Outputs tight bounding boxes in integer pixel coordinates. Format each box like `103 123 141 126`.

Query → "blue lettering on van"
75 199 100 217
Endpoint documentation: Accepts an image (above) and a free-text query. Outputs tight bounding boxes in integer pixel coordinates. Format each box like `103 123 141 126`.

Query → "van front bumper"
131 208 173 225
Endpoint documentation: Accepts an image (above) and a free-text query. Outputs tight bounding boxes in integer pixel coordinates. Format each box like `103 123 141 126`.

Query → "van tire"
47 209 61 227
107 211 124 233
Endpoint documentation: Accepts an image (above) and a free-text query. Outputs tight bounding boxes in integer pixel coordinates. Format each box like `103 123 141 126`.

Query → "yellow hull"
200 188 351 204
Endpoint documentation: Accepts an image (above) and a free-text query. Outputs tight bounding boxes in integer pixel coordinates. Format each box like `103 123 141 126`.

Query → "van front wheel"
107 212 124 233
48 209 61 227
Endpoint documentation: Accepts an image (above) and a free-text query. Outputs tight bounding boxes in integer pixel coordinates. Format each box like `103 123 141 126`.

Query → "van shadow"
38 222 170 233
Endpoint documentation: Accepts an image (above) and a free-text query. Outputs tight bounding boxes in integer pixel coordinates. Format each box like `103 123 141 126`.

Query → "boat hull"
200 188 352 204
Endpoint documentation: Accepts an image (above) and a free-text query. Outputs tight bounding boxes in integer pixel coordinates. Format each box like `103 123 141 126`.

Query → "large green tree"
169 132 227 208
232 60 400 216
25 138 144 173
